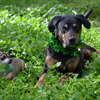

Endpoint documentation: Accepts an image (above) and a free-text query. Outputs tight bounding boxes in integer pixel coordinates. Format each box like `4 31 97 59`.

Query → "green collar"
0 64 13 72
47 33 83 56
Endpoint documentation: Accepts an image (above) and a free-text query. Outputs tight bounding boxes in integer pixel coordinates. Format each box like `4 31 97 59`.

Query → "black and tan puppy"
35 10 97 86
0 50 26 80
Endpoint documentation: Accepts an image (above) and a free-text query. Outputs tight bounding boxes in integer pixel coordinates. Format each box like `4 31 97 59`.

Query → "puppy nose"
69 37 76 45
9 58 12 64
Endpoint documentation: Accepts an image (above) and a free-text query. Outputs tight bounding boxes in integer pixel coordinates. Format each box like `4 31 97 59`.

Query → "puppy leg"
74 61 83 77
82 44 96 62
35 56 58 86
58 74 74 86
35 72 47 86
35 63 48 86
97 50 100 54
6 71 14 80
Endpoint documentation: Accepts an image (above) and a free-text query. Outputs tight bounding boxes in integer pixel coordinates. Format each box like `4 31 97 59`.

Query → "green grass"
0 0 100 100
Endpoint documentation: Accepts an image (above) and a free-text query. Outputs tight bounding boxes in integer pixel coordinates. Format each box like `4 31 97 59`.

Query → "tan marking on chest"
46 56 80 72
46 56 65 70
65 55 80 71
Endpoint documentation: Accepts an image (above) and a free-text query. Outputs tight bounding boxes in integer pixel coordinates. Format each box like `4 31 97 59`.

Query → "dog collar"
0 64 13 72
47 28 83 56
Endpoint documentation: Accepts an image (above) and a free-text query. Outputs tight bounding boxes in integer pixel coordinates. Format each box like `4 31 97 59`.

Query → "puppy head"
48 10 92 48
0 51 12 65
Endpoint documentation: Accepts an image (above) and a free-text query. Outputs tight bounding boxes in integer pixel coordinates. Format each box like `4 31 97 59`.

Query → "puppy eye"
62 28 66 30
61 27 68 34
63 27 68 30
1 56 6 60
74 27 79 33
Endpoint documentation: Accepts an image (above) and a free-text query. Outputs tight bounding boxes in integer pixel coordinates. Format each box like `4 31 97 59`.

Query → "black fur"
35 10 97 86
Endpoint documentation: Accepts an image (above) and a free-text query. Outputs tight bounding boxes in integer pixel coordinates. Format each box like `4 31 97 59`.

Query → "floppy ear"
76 15 91 29
48 16 61 32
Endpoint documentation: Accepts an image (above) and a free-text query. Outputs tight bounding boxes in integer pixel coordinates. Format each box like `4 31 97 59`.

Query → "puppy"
35 9 98 86
0 50 26 80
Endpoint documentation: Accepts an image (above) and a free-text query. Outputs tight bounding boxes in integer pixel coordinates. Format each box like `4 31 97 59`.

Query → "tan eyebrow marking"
73 24 77 27
64 24 68 28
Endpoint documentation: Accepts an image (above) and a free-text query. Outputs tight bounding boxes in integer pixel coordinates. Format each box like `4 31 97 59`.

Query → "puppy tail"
25 64 27 69
84 9 93 18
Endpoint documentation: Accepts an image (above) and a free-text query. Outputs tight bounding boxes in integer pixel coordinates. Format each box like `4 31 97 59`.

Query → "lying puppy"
35 9 98 86
0 50 26 80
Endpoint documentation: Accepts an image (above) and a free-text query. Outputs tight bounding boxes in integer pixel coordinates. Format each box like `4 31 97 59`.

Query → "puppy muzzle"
68 36 76 46
62 36 77 48
2 58 12 65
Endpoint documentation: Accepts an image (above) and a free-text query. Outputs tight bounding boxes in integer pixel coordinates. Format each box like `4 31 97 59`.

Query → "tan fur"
64 24 68 28
59 31 70 48
11 57 25 76
65 55 80 71
35 56 59 86
0 51 25 80
82 49 93 58
97 50 100 54
58 74 74 86
75 30 81 40
35 73 47 86
46 56 58 68
73 24 81 41
6 58 25 80
6 71 14 80
73 24 77 27
35 55 80 86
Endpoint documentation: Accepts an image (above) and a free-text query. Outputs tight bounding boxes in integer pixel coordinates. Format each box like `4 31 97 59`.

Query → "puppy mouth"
69 45 75 47
61 38 78 48
63 43 67 48
63 42 76 48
